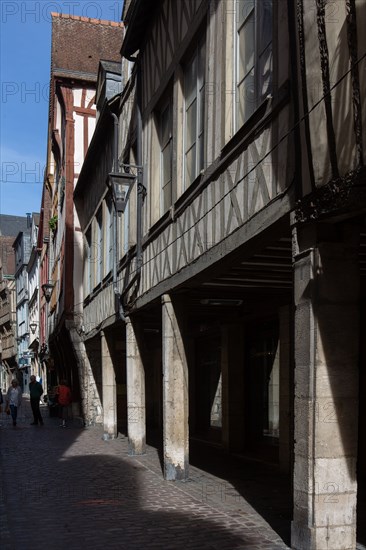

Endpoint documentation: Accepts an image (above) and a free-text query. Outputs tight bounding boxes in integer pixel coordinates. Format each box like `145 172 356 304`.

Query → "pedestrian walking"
29 375 44 425
5 379 22 427
56 380 72 427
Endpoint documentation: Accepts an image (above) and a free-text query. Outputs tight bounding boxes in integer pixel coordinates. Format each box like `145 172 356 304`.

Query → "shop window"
248 325 279 444
195 334 222 439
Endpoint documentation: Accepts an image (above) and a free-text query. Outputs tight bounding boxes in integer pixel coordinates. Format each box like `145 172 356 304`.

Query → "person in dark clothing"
29 375 44 425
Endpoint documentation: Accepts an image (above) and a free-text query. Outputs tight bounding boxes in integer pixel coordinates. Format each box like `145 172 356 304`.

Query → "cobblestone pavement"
0 398 290 550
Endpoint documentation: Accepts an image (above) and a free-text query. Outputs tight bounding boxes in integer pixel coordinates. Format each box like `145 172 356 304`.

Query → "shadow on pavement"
146 429 291 546
0 404 286 550
189 440 292 546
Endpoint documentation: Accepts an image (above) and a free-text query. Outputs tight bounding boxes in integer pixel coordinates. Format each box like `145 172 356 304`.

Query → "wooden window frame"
183 35 206 188
236 0 273 128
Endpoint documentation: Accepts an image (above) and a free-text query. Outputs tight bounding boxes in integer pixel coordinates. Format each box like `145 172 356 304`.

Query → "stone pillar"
101 330 117 440
67 322 102 426
162 294 189 480
291 223 359 550
126 318 146 455
279 305 291 472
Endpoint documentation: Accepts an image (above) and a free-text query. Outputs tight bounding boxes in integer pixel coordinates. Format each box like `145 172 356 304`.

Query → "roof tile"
51 13 124 78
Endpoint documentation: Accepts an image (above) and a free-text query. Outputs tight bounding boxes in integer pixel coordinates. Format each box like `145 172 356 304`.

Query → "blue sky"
0 0 123 216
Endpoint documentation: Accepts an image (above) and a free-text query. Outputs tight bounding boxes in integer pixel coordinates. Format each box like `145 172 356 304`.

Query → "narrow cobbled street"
0 398 289 550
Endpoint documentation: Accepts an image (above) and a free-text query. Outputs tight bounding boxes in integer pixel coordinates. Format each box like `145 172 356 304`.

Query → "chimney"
26 212 32 229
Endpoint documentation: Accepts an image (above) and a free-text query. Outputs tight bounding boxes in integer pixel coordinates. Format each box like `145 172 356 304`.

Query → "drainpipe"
109 110 126 322
136 65 144 273
288 0 302 202
126 54 145 277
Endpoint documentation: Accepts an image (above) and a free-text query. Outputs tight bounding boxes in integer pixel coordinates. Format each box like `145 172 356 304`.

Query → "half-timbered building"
43 13 123 415
74 1 366 548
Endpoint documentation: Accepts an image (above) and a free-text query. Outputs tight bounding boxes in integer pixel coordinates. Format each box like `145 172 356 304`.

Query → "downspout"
110 109 126 322
288 0 303 203
136 60 144 274
126 54 145 280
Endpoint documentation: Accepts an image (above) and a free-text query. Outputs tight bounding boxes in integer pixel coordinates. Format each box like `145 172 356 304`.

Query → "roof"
99 60 122 74
0 215 28 237
121 0 157 58
122 0 134 21
96 60 122 107
51 13 124 81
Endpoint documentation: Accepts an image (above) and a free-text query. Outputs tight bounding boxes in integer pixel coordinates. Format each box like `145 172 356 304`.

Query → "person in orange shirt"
56 380 72 428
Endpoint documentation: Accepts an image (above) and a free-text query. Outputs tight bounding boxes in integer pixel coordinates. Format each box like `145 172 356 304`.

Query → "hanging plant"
49 215 58 232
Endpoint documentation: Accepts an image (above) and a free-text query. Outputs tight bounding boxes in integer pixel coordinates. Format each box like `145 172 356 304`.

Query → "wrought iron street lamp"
108 171 137 213
29 322 38 334
41 283 54 303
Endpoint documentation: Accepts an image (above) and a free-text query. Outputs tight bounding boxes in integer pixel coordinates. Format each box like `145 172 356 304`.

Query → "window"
122 200 130 256
96 208 103 284
105 198 114 276
84 228 92 296
184 36 206 187
159 98 173 213
236 0 272 127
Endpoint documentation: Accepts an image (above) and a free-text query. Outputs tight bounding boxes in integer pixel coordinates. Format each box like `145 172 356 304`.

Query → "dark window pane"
238 13 255 82
185 144 196 185
259 44 272 101
186 100 197 150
